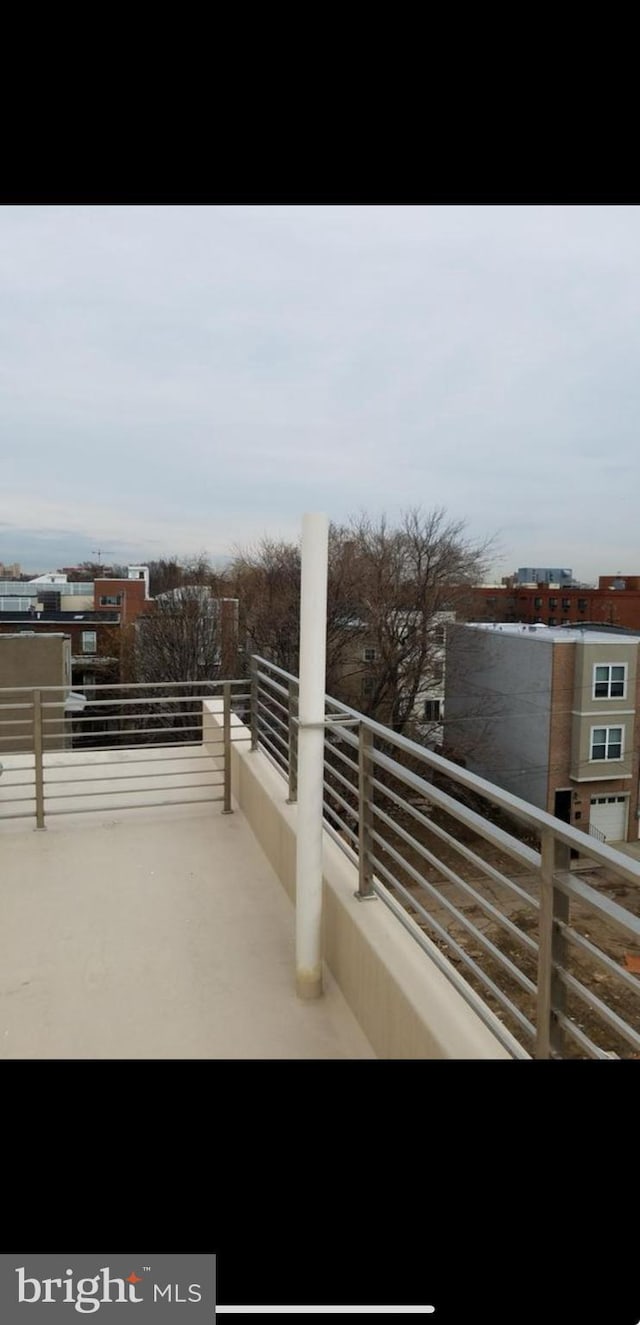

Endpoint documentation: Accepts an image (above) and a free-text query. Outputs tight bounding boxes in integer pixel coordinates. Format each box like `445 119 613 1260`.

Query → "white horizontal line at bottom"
216 1308 435 1315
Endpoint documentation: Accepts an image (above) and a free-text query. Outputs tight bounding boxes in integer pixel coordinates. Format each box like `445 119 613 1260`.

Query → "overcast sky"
1 204 638 580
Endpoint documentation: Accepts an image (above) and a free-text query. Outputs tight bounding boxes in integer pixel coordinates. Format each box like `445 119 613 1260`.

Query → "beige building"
445 623 640 844
0 633 73 753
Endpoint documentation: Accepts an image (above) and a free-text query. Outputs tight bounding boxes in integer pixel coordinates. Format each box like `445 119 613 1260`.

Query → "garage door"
590 795 628 842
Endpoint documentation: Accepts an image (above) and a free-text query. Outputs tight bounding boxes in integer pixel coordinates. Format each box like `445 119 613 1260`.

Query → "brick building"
469 574 640 630
0 565 152 689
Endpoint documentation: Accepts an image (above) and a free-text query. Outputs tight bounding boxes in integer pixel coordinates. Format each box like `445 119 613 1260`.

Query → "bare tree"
134 587 223 683
229 507 492 739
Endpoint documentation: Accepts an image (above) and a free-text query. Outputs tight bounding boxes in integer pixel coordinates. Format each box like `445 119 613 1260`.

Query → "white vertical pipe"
295 512 329 999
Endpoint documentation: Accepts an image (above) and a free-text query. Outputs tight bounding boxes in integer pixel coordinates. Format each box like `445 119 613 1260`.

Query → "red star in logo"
126 1273 143 1284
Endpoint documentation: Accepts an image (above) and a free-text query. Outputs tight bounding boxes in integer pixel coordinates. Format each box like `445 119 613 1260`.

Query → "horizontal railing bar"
0 703 34 711
42 696 211 711
44 793 225 815
257 728 289 768
322 779 359 824
0 718 34 726
255 670 290 701
324 819 359 864
42 752 222 770
368 772 540 911
324 739 359 775
371 798 539 956
323 760 358 797
554 871 640 940
369 830 538 1000
256 689 289 720
253 657 299 686
322 801 360 845
370 864 535 1050
256 699 289 733
257 718 289 754
555 967 640 1053
256 741 288 778
325 723 360 753
553 1012 609 1059
44 780 223 800
61 708 206 725
372 745 541 872
69 723 206 741
0 680 245 694
255 660 640 878
559 922 640 997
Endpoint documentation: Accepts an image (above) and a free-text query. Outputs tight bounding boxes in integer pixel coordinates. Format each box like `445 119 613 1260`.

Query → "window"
562 598 571 611
361 676 374 697
424 699 441 721
362 647 377 663
534 597 542 610
578 598 587 612
431 660 444 684
82 631 97 654
99 594 122 606
594 663 626 699
590 726 623 760
548 617 556 627
434 626 445 645
561 617 570 625
548 598 557 610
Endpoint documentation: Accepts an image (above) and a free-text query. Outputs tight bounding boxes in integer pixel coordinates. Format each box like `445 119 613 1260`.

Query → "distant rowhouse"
469 574 640 631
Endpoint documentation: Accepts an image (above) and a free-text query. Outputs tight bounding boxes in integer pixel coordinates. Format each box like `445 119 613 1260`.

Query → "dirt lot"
375 803 640 1058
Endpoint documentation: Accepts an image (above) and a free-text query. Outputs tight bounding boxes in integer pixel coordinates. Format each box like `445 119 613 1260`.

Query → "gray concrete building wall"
0 634 72 753
445 625 554 809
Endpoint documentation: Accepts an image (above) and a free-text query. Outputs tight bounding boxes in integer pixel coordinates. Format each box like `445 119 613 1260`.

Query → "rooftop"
0 803 373 1059
2 662 640 1059
464 622 640 644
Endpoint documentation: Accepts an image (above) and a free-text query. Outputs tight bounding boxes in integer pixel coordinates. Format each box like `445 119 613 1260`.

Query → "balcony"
2 663 640 1059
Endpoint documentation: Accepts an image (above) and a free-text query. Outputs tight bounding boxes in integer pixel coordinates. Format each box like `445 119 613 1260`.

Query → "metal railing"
589 822 607 843
0 679 250 823
4 659 640 1059
251 655 640 1060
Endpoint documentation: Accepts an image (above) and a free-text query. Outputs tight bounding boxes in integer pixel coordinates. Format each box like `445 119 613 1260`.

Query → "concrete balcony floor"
0 804 374 1059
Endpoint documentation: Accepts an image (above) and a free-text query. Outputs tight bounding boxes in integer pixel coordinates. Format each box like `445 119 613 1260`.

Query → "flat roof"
464 623 640 644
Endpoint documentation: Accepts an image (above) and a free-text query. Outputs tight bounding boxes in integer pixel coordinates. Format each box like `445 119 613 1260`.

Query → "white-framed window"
99 594 122 606
424 699 441 721
590 725 623 760
593 663 626 699
82 630 97 654
361 676 375 697
362 647 377 663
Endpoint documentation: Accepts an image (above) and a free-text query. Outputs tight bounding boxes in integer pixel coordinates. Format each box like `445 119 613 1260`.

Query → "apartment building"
331 610 453 743
444 623 640 843
0 565 152 689
469 573 640 630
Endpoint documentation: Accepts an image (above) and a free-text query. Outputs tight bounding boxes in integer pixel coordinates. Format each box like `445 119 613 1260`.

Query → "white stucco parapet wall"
203 699 518 1060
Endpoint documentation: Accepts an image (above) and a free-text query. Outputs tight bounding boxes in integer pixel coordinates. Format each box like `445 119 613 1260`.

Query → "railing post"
33 689 45 830
287 680 298 804
536 827 570 1057
222 682 233 813
250 657 258 752
356 722 376 899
